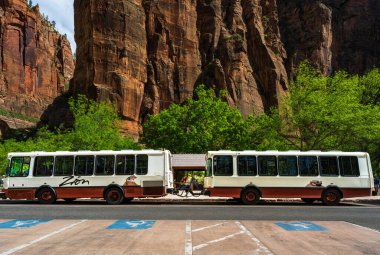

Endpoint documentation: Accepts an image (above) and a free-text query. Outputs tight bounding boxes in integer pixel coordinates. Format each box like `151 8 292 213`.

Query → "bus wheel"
105 188 124 205
301 198 316 204
241 188 260 205
37 188 56 204
322 189 341 206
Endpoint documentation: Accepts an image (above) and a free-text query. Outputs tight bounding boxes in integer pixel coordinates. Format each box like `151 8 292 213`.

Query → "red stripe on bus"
206 187 371 199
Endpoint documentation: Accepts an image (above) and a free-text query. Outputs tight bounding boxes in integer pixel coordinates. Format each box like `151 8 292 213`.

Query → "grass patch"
0 108 39 123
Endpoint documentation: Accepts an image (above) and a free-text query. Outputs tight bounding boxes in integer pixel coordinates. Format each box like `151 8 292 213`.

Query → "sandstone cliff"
71 0 380 136
0 0 74 129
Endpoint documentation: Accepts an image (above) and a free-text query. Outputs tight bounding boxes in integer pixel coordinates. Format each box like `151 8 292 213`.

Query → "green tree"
140 85 250 153
0 95 139 174
65 95 139 151
272 62 380 151
254 63 380 175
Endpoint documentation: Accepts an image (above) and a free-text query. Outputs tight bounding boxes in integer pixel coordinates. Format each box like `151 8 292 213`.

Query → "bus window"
258 156 277 176
214 156 233 176
136 155 148 175
116 155 135 175
95 156 115 176
9 157 31 177
278 156 298 176
339 156 360 176
34 156 54 177
54 156 74 176
205 158 212 177
237 156 257 176
319 156 339 176
75 156 94 176
299 156 318 176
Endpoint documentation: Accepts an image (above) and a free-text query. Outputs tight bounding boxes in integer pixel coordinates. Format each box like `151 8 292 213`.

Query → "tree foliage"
265 63 380 175
0 95 139 174
140 85 252 153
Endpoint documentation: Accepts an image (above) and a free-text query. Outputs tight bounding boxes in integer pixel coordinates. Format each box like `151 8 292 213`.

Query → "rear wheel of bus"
36 187 56 204
105 187 124 205
241 188 260 205
322 188 341 206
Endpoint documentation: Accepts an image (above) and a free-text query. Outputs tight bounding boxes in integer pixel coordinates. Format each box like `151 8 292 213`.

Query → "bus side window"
319 156 339 176
136 155 148 175
116 155 135 175
278 156 298 176
54 156 74 176
339 156 360 176
75 156 94 176
95 155 115 176
299 156 318 176
258 156 277 176
237 156 257 176
10 157 31 177
214 156 233 176
34 156 54 177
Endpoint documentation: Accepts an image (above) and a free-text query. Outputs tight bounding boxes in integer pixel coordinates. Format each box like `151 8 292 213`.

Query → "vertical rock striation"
0 0 74 122
71 0 380 137
71 0 147 135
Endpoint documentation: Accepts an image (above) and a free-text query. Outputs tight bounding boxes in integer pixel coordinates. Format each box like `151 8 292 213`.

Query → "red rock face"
0 0 74 123
72 0 380 136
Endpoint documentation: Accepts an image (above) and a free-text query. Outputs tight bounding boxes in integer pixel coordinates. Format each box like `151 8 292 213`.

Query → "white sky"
33 0 76 53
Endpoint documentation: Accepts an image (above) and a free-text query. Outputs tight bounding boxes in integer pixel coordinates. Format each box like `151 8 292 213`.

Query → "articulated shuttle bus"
203 150 374 205
1 150 173 204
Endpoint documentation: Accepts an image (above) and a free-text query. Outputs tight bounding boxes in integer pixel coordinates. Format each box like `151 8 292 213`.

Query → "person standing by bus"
374 176 379 195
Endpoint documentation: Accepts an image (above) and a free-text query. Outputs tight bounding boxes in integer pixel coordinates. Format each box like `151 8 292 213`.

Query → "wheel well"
103 184 124 198
35 186 56 198
241 185 262 198
323 186 343 199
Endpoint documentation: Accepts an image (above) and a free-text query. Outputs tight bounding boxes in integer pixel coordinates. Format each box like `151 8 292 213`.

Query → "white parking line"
192 222 227 233
0 220 88 255
345 222 380 234
235 221 273 255
185 220 192 255
192 231 244 251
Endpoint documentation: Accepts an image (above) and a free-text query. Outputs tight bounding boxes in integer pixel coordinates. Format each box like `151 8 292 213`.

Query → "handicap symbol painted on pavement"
275 221 329 231
107 220 156 230
0 219 51 229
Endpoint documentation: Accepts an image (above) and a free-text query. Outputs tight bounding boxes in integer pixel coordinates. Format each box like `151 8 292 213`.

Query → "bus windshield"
205 158 212 177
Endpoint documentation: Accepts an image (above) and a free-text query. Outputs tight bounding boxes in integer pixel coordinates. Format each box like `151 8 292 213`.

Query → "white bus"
203 151 374 205
1 150 173 204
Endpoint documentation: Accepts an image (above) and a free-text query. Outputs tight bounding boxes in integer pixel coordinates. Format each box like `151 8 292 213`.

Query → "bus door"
204 158 213 188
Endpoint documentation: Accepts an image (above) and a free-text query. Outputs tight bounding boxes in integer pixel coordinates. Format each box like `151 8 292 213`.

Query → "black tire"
105 188 124 205
64 198 76 203
322 189 341 206
241 188 260 205
301 198 316 204
37 188 56 204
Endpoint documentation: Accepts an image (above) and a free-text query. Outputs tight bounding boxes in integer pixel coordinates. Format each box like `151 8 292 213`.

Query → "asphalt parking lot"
0 219 379 255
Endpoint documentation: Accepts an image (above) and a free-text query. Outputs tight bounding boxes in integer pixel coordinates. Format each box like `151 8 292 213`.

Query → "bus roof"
206 150 369 157
7 149 169 157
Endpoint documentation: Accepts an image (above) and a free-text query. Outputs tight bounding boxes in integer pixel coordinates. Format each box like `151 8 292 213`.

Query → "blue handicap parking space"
0 219 51 229
107 220 156 230
275 221 329 231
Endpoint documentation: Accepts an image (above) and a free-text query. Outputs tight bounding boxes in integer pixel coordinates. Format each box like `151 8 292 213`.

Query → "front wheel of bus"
322 189 341 206
105 188 124 205
37 188 56 204
241 188 260 205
